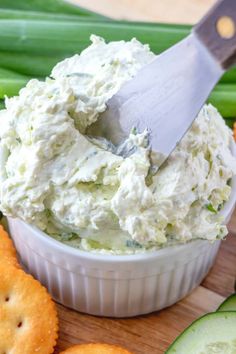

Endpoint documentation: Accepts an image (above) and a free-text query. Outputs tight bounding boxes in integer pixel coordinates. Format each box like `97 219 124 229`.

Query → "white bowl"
7 179 236 318
7 143 236 318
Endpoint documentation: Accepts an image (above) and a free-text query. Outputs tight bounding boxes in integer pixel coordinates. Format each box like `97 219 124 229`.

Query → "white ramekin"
7 179 236 318
7 144 236 318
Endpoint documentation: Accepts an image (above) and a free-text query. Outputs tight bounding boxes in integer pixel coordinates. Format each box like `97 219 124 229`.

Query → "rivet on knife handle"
194 0 236 69
216 16 235 39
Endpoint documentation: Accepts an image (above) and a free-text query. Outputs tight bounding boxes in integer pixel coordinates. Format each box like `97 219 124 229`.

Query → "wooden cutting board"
54 1 236 353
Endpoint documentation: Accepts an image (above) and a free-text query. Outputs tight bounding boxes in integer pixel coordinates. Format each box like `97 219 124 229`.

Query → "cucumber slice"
218 294 236 312
166 312 236 353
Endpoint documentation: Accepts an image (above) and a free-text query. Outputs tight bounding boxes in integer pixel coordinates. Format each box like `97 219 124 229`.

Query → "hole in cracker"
5 296 10 302
17 321 23 328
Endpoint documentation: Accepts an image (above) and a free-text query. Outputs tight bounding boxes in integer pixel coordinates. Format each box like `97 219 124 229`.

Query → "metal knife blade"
89 32 224 158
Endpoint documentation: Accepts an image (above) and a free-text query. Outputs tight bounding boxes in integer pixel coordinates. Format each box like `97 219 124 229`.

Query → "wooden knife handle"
194 0 236 69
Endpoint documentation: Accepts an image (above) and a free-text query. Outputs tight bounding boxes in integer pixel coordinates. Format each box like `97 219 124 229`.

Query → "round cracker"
0 225 20 268
0 263 58 354
60 343 133 354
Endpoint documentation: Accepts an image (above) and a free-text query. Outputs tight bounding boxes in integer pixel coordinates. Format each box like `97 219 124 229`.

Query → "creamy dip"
0 35 236 254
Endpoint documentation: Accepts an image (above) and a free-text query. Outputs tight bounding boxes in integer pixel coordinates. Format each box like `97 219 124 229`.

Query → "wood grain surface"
54 1 235 353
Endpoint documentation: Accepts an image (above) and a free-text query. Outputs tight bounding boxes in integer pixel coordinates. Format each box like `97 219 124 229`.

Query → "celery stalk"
0 9 105 21
223 118 235 128
0 77 29 98
0 52 66 77
0 68 31 98
208 85 236 118
0 19 188 55
0 100 5 109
